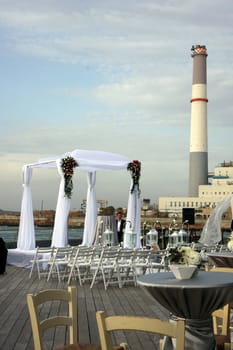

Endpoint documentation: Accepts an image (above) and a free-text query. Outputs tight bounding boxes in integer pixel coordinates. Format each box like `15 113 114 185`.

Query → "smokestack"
189 45 208 197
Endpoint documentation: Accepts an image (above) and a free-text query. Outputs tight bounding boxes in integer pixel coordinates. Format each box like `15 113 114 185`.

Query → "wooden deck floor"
0 265 169 350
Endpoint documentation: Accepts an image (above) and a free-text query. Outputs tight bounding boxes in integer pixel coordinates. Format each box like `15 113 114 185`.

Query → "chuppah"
7 149 142 267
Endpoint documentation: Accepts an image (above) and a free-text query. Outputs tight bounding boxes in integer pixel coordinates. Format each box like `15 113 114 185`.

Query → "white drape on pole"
81 172 98 246
199 195 233 246
125 183 141 248
17 165 35 250
51 159 70 247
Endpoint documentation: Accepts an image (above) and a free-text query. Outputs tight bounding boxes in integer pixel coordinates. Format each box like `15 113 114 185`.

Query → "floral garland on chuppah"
60 156 78 198
127 160 141 194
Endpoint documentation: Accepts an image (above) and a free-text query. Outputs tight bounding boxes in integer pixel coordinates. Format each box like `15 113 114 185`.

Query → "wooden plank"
77 285 91 344
0 265 168 349
84 286 100 344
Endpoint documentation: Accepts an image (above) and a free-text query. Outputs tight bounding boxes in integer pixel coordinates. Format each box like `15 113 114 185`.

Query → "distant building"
159 161 233 218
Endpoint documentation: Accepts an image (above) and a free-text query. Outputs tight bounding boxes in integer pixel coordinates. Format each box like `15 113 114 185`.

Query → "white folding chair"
29 246 55 279
67 246 95 285
47 247 74 283
116 249 135 287
149 249 169 272
133 249 151 280
90 247 120 289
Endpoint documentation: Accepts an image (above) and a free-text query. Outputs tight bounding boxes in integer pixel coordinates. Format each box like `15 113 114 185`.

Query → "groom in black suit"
116 210 126 244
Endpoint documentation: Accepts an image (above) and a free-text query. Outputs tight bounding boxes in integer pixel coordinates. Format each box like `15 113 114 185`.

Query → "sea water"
0 225 230 245
0 226 83 243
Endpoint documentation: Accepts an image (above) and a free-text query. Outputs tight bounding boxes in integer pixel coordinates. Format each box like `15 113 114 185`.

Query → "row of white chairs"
29 245 164 289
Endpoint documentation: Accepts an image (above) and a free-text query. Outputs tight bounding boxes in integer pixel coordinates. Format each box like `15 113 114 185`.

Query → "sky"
0 0 233 212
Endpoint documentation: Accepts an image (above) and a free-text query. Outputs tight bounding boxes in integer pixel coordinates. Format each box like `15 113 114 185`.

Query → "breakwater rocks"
0 210 231 232
0 210 85 228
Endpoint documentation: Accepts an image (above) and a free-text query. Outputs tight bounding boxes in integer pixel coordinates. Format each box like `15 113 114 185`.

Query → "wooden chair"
27 286 100 350
212 304 231 350
207 266 233 349
96 311 185 350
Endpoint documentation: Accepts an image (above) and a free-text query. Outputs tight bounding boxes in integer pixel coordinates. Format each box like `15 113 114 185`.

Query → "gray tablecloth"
137 271 233 350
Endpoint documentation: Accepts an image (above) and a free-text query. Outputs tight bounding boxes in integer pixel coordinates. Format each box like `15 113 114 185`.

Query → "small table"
207 252 233 268
137 271 233 350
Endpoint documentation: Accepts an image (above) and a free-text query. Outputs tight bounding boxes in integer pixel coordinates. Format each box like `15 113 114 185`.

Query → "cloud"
0 0 233 210
0 0 232 67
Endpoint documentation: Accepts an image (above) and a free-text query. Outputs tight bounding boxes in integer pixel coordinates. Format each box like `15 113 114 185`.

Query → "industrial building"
158 45 233 220
159 161 233 218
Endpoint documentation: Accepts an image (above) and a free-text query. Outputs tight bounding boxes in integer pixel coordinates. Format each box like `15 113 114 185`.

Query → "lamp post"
103 228 114 246
143 222 147 247
168 218 179 247
146 224 158 248
155 220 164 249
98 220 103 245
123 220 137 249
180 219 189 243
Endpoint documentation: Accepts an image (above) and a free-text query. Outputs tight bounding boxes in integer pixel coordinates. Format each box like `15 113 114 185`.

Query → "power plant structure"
189 45 208 197
158 44 233 220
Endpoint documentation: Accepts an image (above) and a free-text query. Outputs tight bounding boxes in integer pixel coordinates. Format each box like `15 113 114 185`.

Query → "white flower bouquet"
166 246 201 266
166 246 201 280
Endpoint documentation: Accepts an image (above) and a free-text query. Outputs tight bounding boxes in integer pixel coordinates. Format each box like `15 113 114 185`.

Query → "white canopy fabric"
51 159 70 247
125 183 141 248
81 172 98 246
36 149 130 172
199 195 233 246
17 149 141 250
17 165 35 250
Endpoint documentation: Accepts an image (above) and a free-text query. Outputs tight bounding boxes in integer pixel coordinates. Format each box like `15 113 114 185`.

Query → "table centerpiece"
165 245 201 280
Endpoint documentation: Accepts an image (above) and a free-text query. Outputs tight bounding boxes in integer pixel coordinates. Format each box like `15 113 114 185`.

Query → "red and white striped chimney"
189 45 208 197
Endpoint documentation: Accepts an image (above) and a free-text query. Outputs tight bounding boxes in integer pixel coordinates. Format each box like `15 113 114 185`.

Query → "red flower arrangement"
60 156 78 198
127 160 141 193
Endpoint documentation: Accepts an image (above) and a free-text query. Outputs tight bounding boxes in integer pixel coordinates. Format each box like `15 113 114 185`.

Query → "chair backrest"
117 248 134 262
52 246 74 260
34 246 55 255
133 249 151 264
100 246 120 263
212 304 230 336
27 286 77 350
96 311 185 350
30 246 55 265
